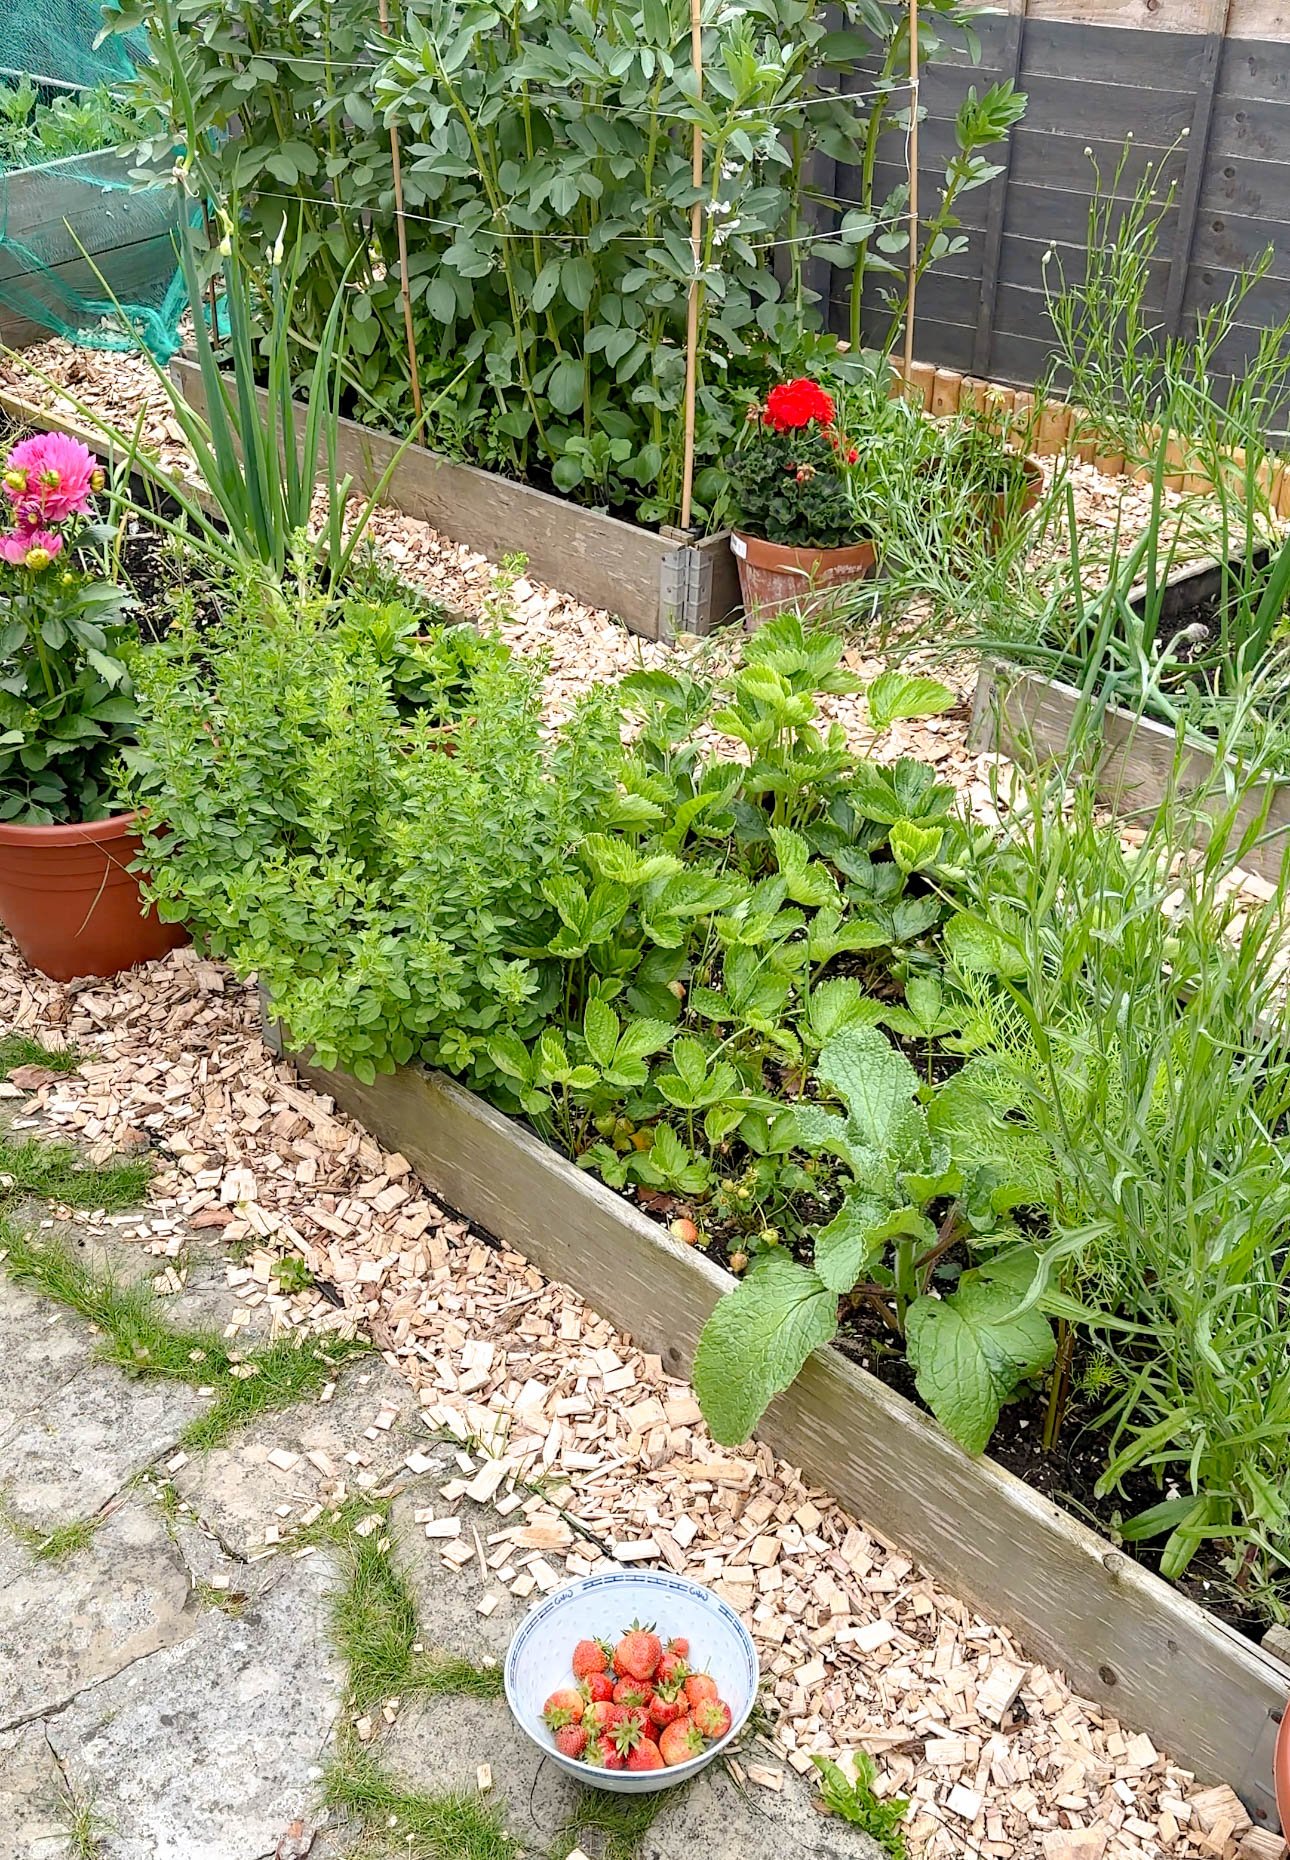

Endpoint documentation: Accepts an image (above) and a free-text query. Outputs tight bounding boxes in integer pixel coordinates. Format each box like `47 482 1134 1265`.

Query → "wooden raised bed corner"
269 1024 1290 1825
969 660 1290 885
169 357 742 640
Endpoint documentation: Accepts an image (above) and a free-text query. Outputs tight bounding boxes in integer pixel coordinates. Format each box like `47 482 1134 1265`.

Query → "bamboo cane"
679 0 704 534
902 0 920 380
379 0 423 422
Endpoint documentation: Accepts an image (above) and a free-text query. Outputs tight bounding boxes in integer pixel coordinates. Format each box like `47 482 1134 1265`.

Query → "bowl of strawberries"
504 1568 758 1793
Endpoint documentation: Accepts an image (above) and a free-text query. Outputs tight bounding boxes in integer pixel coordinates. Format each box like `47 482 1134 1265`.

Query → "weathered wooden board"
280 1042 1290 1825
848 13 1290 382
170 358 742 640
970 659 1290 883
963 0 1290 38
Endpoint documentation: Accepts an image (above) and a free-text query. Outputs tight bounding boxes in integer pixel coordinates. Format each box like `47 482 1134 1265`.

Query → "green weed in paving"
0 1035 80 1082
323 1742 520 1860
548 1790 668 1860
315 1502 506 1714
0 1223 363 1450
0 1134 150 1213
0 1498 102 1563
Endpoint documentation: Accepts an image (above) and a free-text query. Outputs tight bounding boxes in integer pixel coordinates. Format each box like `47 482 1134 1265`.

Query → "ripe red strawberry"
655 1649 688 1687
659 1716 705 1766
692 1697 732 1741
554 1722 588 1759
586 1734 625 1770
626 1736 665 1772
683 1672 718 1708
587 1699 618 1731
648 1682 687 1730
542 1689 585 1729
667 1636 690 1660
572 1637 610 1680
583 1672 614 1703
606 1713 644 1760
612 1676 653 1711
615 1621 663 1682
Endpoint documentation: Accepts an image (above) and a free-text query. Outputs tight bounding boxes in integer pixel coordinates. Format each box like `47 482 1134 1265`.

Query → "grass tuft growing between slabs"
0 1223 364 1450
548 1789 669 1860
322 1742 521 1860
0 1497 103 1562
0 1134 150 1213
318 1502 506 1714
44 1774 112 1860
0 1034 80 1081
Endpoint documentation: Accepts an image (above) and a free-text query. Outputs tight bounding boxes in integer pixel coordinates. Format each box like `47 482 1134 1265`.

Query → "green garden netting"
0 1 190 360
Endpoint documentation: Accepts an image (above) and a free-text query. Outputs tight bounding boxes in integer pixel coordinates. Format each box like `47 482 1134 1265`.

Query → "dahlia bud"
90 469 106 492
24 546 52 570
2 470 25 492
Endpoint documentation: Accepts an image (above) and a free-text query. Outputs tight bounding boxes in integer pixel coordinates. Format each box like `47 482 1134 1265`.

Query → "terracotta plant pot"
994 456 1044 532
0 809 187 982
1276 1695 1290 1834
730 531 878 627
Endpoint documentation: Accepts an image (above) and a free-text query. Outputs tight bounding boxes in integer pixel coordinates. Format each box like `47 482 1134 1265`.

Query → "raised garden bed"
266 1019 1290 1826
0 148 182 353
969 551 1290 886
169 356 742 640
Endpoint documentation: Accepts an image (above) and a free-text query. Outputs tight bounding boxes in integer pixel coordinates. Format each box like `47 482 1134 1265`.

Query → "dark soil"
1127 545 1276 693
87 516 223 640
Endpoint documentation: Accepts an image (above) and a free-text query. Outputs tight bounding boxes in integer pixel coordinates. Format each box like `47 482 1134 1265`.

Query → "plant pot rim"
730 530 878 573
0 808 140 848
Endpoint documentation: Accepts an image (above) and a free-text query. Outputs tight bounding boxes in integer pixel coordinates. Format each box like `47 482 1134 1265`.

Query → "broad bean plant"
115 0 1020 526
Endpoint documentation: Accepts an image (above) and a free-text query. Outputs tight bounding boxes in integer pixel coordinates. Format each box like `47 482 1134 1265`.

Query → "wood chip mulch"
0 934 1275 1860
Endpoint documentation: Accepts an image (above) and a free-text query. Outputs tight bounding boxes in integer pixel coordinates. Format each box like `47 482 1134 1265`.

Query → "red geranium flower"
763 378 835 433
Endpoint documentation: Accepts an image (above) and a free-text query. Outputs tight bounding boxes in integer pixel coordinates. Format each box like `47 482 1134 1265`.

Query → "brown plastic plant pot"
991 456 1044 538
1276 1694 1290 1836
0 808 188 983
730 531 878 629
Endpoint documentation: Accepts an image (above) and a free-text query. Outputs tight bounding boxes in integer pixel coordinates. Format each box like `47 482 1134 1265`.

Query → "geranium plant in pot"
727 378 878 625
0 432 186 981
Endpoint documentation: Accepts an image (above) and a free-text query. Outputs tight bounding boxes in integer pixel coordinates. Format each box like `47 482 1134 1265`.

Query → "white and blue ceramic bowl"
504 1567 759 1793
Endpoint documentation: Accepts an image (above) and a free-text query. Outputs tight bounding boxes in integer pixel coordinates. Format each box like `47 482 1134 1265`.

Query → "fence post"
971 0 1027 379
1163 0 1233 339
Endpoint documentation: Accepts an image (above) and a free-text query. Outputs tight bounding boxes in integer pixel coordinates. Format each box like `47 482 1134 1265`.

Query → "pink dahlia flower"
0 527 64 569
2 432 102 523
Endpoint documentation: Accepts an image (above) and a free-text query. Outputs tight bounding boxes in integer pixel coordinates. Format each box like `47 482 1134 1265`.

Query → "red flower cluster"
763 378 835 433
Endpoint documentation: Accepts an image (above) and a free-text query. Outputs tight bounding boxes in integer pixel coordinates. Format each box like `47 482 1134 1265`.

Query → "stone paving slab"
0 1361 209 1529
381 1689 585 1855
170 1365 418 1558
381 1687 883 1860
0 1722 66 1860
389 1472 539 1667
639 1757 884 1860
0 1273 88 1442
44 1550 348 1860
0 1499 197 1730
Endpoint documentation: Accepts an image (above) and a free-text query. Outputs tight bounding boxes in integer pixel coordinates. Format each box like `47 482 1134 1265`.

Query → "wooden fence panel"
832 6 1290 397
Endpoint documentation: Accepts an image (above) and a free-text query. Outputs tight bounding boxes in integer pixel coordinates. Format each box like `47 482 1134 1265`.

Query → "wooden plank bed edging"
969 660 1290 884
169 356 742 640
278 1037 1290 1823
